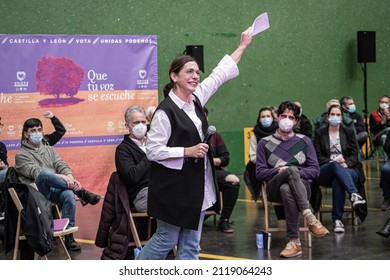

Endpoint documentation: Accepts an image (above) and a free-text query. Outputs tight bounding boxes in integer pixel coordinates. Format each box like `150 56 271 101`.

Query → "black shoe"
76 189 101 206
218 219 234 233
381 198 390 211
376 218 390 238
65 233 81 251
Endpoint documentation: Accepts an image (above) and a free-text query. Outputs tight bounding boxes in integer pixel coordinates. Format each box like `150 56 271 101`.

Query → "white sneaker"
351 193 366 209
334 219 345 233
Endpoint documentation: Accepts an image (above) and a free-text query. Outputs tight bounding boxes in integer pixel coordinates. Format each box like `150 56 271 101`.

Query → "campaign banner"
0 34 158 195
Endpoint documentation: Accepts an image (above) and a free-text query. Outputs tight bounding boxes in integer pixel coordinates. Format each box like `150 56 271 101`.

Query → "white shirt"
130 137 146 153
146 54 239 211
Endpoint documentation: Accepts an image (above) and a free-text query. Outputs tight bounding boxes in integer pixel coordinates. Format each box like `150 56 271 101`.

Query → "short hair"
124 105 146 123
339 96 353 107
379 95 390 102
276 101 300 120
326 99 340 109
21 118 42 141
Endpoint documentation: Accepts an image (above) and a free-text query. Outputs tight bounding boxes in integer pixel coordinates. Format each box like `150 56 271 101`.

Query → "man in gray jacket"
15 118 101 251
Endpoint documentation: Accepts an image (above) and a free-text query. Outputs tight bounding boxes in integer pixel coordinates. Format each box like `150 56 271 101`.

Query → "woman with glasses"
136 28 252 260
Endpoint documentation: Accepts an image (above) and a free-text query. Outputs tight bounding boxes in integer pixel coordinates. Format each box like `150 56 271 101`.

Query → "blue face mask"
29 132 43 145
348 104 356 113
328 116 342 126
260 117 273 128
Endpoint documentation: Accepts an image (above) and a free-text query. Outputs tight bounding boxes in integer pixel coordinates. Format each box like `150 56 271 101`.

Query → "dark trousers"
216 169 240 220
266 167 310 238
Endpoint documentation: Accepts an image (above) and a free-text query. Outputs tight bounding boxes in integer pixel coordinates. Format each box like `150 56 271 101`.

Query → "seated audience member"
204 107 240 233
245 106 283 217
314 99 340 131
256 101 329 258
370 95 390 147
42 111 67 146
115 105 150 213
293 101 313 139
379 130 390 211
249 107 278 164
314 105 366 233
339 96 368 148
15 118 101 251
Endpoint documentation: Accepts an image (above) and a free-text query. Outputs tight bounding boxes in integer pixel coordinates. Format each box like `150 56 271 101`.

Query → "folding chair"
260 182 312 249
128 207 152 248
318 186 358 226
8 186 78 260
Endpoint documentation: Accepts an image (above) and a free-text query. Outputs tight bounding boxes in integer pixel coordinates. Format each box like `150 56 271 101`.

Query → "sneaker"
351 193 366 209
0 212 4 221
65 233 81 251
333 219 345 233
308 218 329 237
280 241 302 258
218 219 234 233
381 198 390 211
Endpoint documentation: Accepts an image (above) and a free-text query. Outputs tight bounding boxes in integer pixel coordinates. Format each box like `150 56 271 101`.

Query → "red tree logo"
35 56 84 99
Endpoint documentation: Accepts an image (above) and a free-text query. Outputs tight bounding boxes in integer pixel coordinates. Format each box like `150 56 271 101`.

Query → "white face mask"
380 103 389 110
278 118 294 133
132 123 147 139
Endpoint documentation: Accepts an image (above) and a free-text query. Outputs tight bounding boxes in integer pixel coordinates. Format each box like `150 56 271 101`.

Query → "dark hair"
276 101 300 120
327 104 343 118
257 107 274 123
379 95 390 102
22 118 42 142
203 106 209 117
162 55 198 98
339 96 353 107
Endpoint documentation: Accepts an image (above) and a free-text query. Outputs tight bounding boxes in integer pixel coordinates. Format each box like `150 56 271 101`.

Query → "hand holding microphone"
193 126 216 163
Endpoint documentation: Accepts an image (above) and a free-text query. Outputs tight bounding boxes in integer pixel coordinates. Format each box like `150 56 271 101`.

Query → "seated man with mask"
15 118 101 251
256 101 329 258
115 105 150 212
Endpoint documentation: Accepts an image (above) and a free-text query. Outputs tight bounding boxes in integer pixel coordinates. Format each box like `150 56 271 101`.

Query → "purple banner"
0 35 158 93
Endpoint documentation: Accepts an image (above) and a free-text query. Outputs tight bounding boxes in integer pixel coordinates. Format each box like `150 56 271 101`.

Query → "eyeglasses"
184 69 201 78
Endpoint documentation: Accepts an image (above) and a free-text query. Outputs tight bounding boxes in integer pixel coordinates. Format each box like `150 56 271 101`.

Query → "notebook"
53 218 70 231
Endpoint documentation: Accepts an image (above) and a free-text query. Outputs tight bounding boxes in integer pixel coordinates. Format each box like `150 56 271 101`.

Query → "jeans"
381 161 390 199
34 169 76 227
136 211 205 260
266 166 310 239
318 162 358 221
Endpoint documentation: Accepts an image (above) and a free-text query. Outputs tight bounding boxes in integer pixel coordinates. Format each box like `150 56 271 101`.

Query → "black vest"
148 94 219 230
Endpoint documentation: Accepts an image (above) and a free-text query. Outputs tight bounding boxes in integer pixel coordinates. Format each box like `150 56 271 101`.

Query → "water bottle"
256 232 264 249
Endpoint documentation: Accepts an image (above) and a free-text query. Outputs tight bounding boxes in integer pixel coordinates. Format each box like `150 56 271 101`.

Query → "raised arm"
230 28 252 64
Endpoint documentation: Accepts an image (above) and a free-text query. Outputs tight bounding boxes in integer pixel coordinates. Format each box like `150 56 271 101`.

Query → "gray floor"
1 159 389 260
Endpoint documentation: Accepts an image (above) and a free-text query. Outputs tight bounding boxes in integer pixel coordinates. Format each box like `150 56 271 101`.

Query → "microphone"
194 125 216 163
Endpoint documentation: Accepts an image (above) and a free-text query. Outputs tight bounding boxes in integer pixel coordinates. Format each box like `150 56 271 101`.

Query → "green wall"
1 0 390 173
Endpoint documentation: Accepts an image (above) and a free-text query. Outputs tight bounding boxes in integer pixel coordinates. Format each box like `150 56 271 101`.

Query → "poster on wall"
0 34 158 195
